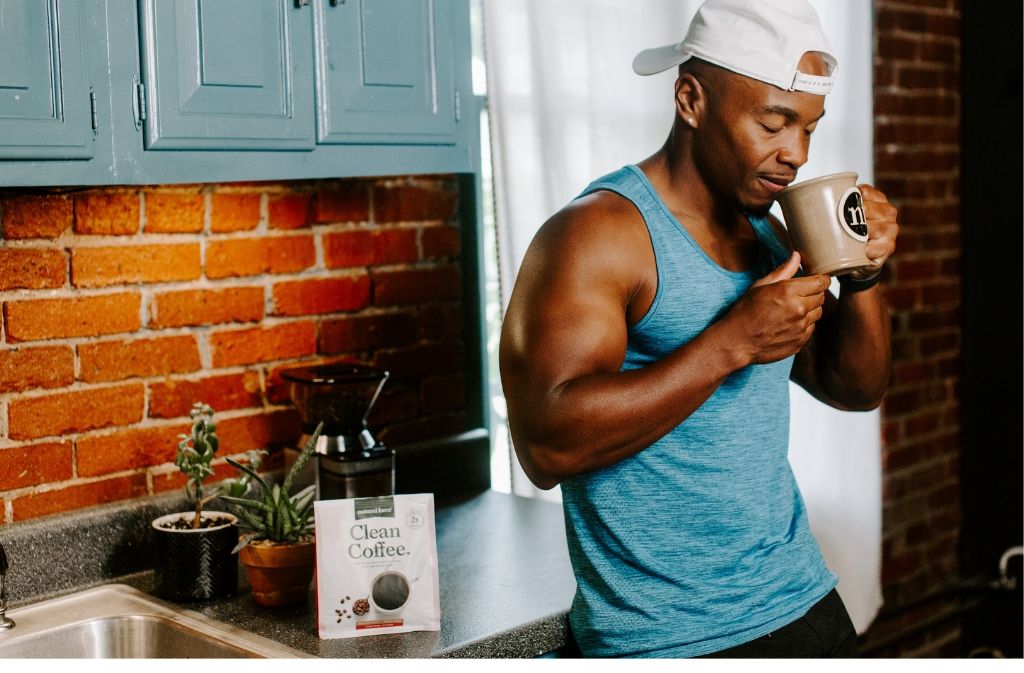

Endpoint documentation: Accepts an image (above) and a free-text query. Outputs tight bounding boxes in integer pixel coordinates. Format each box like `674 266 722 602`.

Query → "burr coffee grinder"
280 362 394 500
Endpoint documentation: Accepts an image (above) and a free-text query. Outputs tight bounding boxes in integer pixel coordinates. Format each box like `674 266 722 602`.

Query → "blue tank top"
561 165 836 658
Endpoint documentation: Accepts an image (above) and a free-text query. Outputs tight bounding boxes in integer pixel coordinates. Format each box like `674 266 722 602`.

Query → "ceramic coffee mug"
776 172 873 276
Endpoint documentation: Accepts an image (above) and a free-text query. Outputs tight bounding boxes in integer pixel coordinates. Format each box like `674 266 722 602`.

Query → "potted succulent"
220 422 323 607
151 403 239 602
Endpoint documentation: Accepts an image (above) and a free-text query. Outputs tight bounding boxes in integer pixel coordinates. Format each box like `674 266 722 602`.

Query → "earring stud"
688 117 696 126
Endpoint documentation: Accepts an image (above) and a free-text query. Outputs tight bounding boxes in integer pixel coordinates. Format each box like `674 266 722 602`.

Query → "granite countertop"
1 490 576 658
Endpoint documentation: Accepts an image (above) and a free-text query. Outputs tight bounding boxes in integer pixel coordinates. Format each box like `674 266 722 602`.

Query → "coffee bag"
314 494 440 638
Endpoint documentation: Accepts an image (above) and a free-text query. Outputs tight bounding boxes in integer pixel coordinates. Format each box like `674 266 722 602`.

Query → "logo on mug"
837 188 869 241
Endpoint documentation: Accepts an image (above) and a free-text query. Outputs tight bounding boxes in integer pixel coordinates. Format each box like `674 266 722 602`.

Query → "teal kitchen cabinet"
315 0 457 145
0 0 106 161
137 0 315 150
0 0 475 186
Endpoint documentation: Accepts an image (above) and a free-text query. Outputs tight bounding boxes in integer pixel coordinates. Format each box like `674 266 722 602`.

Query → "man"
499 0 899 659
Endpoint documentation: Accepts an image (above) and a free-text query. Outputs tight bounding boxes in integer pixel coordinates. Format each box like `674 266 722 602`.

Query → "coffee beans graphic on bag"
352 598 370 616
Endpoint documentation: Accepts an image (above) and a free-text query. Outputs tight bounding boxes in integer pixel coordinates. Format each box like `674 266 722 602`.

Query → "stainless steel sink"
0 584 309 658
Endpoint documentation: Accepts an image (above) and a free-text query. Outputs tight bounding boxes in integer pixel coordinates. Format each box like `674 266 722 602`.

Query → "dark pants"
700 589 858 658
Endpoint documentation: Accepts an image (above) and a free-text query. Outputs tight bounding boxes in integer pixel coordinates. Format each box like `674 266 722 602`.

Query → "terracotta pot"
239 539 316 607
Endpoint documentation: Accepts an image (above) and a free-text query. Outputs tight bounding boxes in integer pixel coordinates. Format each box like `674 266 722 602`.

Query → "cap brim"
632 43 687 76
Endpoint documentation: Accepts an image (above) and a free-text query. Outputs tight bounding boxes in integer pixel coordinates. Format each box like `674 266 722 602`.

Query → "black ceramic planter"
151 511 239 602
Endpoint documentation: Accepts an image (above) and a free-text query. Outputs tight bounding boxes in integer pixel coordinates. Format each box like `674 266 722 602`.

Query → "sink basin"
0 584 309 658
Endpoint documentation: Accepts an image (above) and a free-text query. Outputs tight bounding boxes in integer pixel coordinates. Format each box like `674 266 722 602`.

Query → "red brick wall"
0 177 468 523
865 0 962 657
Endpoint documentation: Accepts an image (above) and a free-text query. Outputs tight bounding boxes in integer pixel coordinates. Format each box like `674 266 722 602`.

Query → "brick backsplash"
0 176 468 523
861 0 963 658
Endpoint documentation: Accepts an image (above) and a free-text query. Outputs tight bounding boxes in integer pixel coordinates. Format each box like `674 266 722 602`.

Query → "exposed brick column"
863 0 963 658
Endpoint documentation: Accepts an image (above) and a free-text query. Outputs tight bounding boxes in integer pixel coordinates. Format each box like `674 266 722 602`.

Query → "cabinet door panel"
0 0 92 159
316 0 456 145
140 0 315 150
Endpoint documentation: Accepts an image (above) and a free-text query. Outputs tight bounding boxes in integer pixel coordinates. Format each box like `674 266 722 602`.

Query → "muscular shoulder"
559 188 645 228
501 191 649 391
527 190 650 282
504 190 652 338
552 188 645 235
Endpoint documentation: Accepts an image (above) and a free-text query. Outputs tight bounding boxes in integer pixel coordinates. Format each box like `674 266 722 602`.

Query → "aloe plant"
216 448 265 499
175 403 219 529
221 422 323 552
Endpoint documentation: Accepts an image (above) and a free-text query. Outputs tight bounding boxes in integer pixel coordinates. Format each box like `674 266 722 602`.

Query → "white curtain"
484 0 881 633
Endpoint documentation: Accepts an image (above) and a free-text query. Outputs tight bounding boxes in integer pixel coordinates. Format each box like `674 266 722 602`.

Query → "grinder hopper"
280 362 394 499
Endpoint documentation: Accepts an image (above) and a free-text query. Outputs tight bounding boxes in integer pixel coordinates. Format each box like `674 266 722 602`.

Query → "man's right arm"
498 200 829 490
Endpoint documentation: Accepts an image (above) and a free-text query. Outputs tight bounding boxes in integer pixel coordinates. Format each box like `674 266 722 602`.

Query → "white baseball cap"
632 0 838 95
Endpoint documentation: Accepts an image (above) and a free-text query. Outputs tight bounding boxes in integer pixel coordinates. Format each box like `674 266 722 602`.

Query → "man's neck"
639 132 747 235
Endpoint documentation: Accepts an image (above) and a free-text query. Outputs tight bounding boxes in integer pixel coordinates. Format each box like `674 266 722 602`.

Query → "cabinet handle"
329 0 346 6
294 0 310 7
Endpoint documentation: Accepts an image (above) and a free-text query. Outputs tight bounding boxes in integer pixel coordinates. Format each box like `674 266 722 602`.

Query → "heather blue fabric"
560 165 836 658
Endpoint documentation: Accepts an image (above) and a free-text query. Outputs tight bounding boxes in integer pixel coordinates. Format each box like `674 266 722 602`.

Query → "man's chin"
739 197 774 217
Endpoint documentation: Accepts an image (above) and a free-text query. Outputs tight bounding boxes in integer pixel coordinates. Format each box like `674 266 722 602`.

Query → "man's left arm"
790 184 899 411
